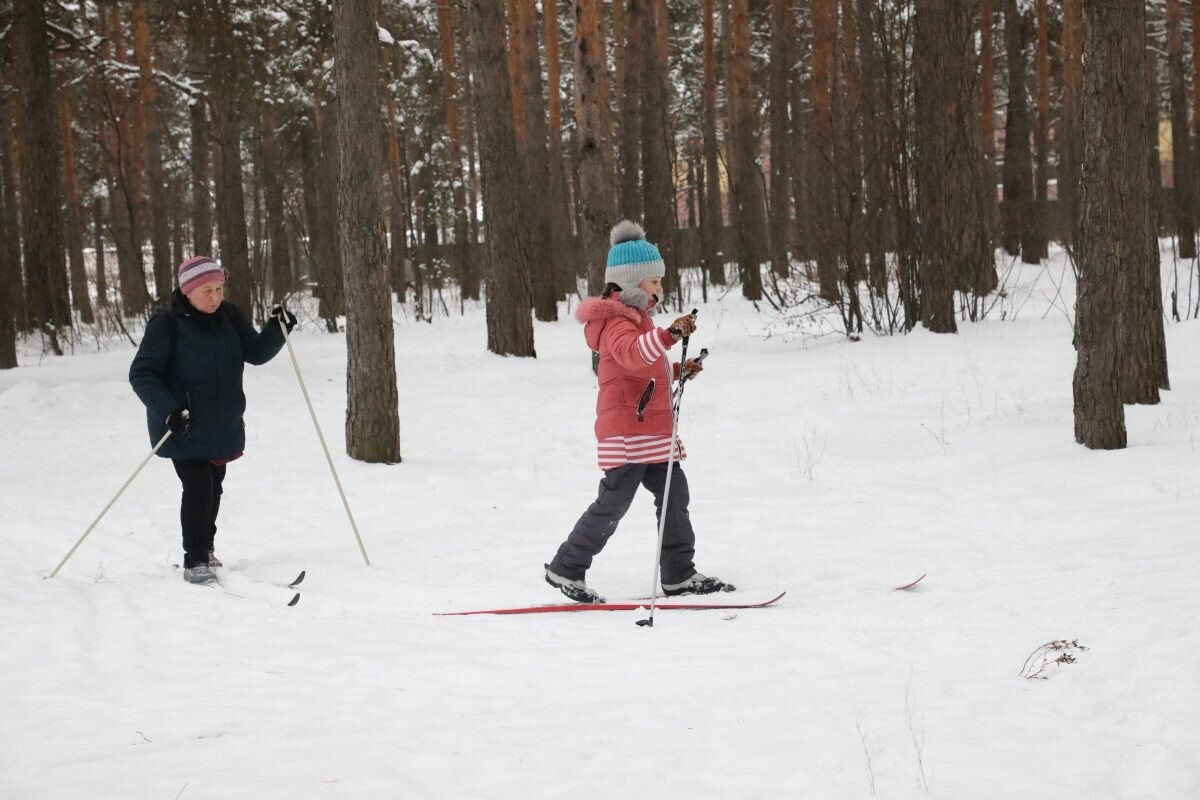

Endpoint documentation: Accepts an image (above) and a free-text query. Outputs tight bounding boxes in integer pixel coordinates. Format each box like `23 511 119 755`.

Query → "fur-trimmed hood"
576 295 653 352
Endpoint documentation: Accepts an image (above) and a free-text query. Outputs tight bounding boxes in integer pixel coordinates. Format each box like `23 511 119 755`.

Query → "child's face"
638 276 664 300
186 279 226 314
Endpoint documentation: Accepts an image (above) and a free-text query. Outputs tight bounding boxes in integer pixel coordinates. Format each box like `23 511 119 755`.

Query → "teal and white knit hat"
606 220 665 289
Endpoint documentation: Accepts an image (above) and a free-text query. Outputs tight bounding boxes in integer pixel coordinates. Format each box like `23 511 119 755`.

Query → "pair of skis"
180 566 306 607
433 574 925 616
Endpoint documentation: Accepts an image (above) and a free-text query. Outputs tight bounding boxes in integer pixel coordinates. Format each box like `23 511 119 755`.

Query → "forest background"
0 0 1193 452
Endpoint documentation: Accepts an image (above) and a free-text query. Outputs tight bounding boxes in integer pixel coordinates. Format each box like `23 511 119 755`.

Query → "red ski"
894 574 926 591
434 591 787 616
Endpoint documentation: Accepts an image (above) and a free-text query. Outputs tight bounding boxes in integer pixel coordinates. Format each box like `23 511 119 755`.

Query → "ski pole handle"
680 348 709 385
672 303 700 335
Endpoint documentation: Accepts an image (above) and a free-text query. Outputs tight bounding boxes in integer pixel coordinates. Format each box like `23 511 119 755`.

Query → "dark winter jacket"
129 289 285 461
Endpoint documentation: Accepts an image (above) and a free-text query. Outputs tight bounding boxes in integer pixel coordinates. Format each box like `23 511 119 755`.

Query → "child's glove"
668 314 697 339
682 358 704 380
166 408 191 436
271 305 297 332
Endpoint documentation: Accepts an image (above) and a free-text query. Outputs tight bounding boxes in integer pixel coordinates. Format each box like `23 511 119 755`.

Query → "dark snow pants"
549 462 698 585
173 459 226 566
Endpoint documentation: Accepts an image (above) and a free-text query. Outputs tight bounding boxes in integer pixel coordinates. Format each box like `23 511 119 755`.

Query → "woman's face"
638 276 664 300
186 279 226 314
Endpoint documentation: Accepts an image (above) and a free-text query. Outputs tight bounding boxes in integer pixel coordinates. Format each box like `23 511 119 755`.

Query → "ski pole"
276 315 372 566
637 308 706 628
636 347 708 628
48 428 174 578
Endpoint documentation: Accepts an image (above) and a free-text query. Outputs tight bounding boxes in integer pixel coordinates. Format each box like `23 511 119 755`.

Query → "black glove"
166 408 191 436
271 305 297 333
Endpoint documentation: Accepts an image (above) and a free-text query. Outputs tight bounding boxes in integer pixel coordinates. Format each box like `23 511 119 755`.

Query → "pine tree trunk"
916 0 992 332
1030 0 1049 259
543 0 576 296
386 96 409 298
57 83 93 324
299 117 324 300
0 100 22 332
810 0 839 301
1166 0 1196 258
1060 0 1082 244
837 0 865 330
640 0 679 303
619 0 644 222
728 0 765 301
1001 0 1032 260
0 106 16 367
436 0 477 303
316 98 346 325
516 0 561 321
767 0 792 280
92 196 108 308
14 0 70 347
859 0 887 294
980 0 995 181
187 10 213 256
468 0 537 356
1145 34 1163 239
260 110 291 304
701 0 725 286
210 2 252 313
333 0 402 463
573 0 618 297
133 0 173 300
1074 0 1145 449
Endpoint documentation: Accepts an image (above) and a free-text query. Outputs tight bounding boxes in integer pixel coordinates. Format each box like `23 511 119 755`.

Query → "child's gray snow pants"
548 462 698 585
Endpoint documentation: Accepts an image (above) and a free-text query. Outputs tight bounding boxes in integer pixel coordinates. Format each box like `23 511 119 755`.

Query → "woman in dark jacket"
129 256 295 585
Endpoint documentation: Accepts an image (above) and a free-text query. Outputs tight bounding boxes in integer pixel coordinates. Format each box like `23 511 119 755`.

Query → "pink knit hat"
178 256 226 294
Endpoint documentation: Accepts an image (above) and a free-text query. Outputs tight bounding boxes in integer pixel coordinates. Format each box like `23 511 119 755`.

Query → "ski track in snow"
2 250 1199 799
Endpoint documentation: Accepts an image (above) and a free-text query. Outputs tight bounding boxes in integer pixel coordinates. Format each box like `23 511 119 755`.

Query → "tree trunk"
1074 0 1146 449
386 96 409 298
640 0 679 303
187 11 213 256
516 0 561 321
92 196 108 308
701 0 725 287
468 0 537 356
260 110 291 304
14 0 69 349
133 0 173 300
728 0 766 301
1060 0 1082 244
0 106 16 367
1001 0 1032 260
436 0 477 303
57 81 93 324
543 0 576 296
618 0 644 222
333 0 402 463
573 0 618 297
316 98 346 325
1166 0 1196 258
858 0 887 294
767 0 792 279
210 2 252 313
1029 0 1049 260
810 0 839 301
915 0 994 331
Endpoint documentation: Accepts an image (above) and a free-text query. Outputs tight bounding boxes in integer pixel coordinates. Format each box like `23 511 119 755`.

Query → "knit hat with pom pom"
605 220 665 290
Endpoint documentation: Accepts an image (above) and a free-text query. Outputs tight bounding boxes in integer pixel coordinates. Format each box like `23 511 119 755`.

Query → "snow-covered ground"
2 250 1198 799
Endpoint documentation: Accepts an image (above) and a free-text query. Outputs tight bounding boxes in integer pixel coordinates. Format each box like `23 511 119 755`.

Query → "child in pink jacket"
545 221 733 603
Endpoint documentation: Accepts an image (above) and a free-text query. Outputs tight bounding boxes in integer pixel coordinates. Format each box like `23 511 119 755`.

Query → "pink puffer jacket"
577 295 682 441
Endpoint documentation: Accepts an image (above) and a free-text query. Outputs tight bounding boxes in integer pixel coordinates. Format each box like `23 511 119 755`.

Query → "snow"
377 24 395 46
2 248 1199 798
